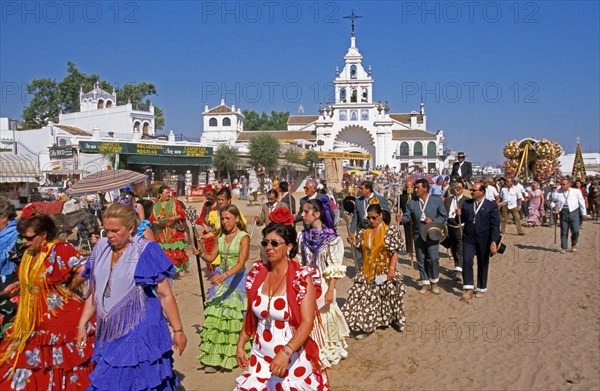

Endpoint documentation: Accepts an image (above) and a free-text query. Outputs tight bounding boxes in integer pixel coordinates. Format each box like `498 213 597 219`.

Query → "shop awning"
0 153 41 183
126 154 212 166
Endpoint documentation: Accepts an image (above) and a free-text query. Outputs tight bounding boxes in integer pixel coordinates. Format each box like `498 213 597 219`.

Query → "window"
223 117 231 126
400 142 409 156
340 88 346 103
134 121 141 132
414 142 423 156
361 109 369 121
143 122 149 135
209 118 217 127
105 100 113 108
362 88 368 102
350 65 357 79
97 99 104 109
427 141 436 156
339 110 347 121
351 89 357 103
350 110 358 121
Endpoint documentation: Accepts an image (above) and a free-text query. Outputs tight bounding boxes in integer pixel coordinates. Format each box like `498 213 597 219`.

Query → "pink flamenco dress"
235 260 329 391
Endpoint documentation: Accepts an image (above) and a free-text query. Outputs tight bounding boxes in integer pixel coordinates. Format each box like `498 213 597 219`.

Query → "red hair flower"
269 208 295 226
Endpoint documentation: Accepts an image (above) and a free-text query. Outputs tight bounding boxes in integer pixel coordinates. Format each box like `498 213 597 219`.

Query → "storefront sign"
49 146 75 159
79 141 212 157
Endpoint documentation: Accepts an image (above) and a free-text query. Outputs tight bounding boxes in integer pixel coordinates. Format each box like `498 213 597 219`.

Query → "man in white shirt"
484 178 500 203
551 178 587 253
512 178 527 220
499 178 525 235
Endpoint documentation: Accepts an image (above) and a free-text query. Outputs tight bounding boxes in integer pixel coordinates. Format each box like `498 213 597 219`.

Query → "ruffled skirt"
319 303 349 367
341 272 406 334
87 298 179 391
199 268 250 369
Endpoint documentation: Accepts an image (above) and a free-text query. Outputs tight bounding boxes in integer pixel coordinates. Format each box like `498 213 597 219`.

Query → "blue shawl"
0 220 18 276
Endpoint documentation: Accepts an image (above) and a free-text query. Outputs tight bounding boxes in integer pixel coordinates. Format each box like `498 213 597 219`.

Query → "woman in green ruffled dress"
196 204 251 371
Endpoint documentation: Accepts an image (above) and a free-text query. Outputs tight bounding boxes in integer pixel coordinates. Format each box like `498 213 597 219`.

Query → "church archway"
334 125 375 164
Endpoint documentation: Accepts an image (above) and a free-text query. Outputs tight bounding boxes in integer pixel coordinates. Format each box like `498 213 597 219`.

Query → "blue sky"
1 0 598 165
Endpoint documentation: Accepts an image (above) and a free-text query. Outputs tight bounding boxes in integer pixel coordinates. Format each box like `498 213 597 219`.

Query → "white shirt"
513 183 527 199
500 187 520 209
552 188 587 214
485 186 499 202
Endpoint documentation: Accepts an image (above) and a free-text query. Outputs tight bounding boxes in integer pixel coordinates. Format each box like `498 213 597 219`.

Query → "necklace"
264 269 287 332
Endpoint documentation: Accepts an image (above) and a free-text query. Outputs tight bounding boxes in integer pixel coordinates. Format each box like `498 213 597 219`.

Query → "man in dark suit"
400 178 448 294
277 181 296 214
444 181 469 282
294 179 332 226
451 152 473 182
255 189 289 226
456 182 501 302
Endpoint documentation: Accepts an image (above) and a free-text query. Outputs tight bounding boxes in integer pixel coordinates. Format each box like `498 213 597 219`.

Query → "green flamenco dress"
199 231 251 369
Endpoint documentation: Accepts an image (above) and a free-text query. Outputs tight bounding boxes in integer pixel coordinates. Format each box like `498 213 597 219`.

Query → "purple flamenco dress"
83 237 180 390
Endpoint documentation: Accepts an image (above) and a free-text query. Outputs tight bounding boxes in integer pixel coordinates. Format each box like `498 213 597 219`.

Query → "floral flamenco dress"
199 231 251 369
235 261 329 391
0 241 94 391
342 223 406 334
150 199 189 271
298 228 350 367
83 236 180 390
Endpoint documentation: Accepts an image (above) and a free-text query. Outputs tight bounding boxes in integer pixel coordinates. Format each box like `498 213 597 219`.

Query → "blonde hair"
104 203 139 230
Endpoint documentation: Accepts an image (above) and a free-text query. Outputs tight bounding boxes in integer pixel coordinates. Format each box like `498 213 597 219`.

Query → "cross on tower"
576 137 580 144
343 10 362 36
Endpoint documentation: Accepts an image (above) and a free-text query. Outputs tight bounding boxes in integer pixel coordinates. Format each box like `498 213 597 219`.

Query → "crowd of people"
0 157 597 390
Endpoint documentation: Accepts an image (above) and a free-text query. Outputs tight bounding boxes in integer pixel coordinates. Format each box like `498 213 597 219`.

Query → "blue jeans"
414 236 440 284
560 208 580 250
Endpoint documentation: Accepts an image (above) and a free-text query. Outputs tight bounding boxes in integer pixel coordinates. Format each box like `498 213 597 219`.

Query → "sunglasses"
19 233 39 241
367 216 379 220
470 189 481 193
260 239 285 248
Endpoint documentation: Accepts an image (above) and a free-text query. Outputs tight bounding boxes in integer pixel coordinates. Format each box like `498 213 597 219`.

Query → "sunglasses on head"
19 233 39 241
260 239 285 248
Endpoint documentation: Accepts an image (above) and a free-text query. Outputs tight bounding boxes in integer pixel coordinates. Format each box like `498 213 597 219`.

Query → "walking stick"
554 210 558 244
185 207 207 305
341 211 359 272
249 194 265 240
409 219 414 275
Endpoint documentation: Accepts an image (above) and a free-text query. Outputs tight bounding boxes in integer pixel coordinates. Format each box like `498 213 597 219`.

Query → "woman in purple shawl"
77 203 187 390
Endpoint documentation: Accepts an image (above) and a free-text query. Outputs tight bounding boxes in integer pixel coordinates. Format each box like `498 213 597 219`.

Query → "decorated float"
503 138 563 180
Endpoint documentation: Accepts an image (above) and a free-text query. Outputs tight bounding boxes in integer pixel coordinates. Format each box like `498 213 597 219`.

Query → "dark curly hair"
262 222 298 258
17 214 58 241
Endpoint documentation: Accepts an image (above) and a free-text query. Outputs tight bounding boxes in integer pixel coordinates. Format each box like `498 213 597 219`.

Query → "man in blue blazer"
456 182 501 302
401 178 448 294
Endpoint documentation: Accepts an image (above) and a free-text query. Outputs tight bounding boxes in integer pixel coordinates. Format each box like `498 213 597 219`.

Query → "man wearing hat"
451 152 473 182
444 181 469 281
400 178 448 294
456 182 501 301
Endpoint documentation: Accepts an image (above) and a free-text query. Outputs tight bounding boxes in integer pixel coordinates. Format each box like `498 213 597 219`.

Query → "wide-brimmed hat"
491 235 507 257
420 222 448 244
457 152 467 158
342 196 356 214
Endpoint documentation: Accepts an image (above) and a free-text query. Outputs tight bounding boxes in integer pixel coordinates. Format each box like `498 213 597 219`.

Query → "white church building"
202 26 449 173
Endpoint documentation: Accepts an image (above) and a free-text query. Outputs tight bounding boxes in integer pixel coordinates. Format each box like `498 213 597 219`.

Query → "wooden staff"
185 207 206 305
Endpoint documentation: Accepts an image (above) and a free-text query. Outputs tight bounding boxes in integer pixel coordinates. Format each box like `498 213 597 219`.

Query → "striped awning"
0 153 41 183
65 169 148 196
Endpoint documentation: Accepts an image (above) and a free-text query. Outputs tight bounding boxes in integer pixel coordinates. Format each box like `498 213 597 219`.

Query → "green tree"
242 110 289 130
22 61 165 130
304 150 321 166
249 133 280 172
213 144 239 185
22 78 60 129
284 148 302 165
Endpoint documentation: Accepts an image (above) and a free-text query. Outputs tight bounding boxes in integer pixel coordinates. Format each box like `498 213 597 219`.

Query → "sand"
170 196 600 391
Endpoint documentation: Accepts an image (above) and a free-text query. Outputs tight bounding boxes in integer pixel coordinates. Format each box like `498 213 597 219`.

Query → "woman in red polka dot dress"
235 220 329 391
